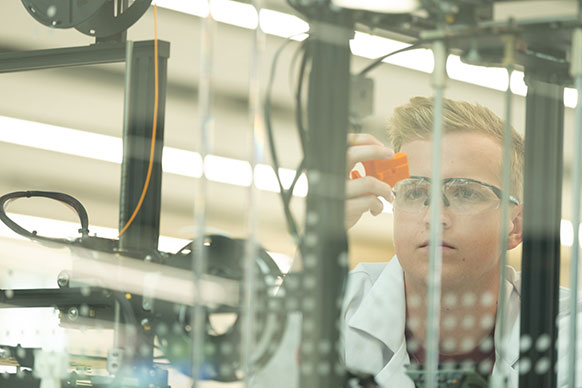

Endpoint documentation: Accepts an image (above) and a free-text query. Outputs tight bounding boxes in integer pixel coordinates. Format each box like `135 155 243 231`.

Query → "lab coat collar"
348 256 406 353
347 256 522 378
494 266 521 369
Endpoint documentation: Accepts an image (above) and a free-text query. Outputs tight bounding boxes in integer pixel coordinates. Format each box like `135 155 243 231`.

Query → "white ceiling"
0 1 579 270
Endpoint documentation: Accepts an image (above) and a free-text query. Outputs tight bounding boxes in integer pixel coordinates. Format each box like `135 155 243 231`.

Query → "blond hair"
387 96 524 200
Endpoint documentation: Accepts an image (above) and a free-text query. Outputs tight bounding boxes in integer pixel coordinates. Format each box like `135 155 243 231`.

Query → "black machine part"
20 0 153 39
75 0 152 38
21 0 108 29
0 194 290 383
155 235 288 382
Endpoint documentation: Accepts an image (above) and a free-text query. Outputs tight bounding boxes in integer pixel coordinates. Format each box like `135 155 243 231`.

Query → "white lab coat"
341 256 578 387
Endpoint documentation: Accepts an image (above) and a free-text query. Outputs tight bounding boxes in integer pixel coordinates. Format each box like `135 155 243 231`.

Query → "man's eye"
452 187 485 201
405 187 428 200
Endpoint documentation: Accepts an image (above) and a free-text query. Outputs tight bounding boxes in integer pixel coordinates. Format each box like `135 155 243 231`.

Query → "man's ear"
507 204 523 250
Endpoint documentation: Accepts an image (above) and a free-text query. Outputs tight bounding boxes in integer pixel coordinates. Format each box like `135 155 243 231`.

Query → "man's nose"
422 195 452 228
423 194 451 207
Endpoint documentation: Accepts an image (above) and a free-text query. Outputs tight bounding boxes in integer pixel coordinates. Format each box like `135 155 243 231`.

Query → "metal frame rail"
0 40 170 253
287 1 579 387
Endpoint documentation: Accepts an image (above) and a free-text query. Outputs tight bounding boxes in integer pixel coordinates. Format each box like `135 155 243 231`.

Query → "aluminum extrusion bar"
519 70 565 388
0 41 170 73
567 27 582 388
494 35 517 388
0 40 170 254
118 40 169 252
300 14 353 388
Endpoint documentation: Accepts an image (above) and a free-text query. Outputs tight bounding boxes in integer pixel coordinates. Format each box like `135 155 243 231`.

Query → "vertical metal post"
425 40 447 388
519 70 564 388
118 40 170 253
300 12 353 388
192 2 214 385
495 34 516 388
243 0 265 384
567 27 582 388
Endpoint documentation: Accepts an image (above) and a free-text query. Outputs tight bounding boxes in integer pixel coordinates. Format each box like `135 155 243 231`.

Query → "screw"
57 271 70 288
143 298 152 311
67 307 79 321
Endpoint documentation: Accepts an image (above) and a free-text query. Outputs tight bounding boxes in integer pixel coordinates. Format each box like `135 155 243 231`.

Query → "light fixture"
155 1 578 105
331 0 419 13
0 116 308 196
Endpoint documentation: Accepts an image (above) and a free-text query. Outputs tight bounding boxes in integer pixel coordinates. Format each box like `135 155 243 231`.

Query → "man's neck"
404 270 500 355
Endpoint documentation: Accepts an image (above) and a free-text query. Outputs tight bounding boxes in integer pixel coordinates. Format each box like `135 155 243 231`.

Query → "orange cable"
119 3 159 238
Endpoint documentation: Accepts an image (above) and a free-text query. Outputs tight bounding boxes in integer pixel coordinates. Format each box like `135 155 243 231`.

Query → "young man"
342 97 525 387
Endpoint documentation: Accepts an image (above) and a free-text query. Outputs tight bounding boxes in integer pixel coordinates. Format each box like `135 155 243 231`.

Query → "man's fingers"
345 195 384 229
345 133 395 230
346 176 393 203
346 145 394 173
349 196 384 215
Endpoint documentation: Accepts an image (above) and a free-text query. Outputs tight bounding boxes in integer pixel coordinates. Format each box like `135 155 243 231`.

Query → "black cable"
266 37 425 243
295 39 311 152
357 40 427 76
281 40 310 210
265 37 307 242
285 158 306 204
0 191 90 244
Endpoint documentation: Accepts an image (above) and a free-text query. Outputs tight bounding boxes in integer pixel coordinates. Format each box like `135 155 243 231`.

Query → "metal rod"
191 2 215 386
242 0 266 383
121 39 134 165
425 39 447 388
113 300 120 348
567 27 582 388
495 34 516 388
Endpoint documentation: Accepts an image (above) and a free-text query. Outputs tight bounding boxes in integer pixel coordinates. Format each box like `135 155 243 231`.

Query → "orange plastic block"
350 152 410 187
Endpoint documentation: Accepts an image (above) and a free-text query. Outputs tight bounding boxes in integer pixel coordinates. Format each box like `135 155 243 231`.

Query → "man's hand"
345 133 395 230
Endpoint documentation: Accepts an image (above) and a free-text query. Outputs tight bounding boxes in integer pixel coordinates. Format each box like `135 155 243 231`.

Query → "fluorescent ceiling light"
163 147 203 178
254 164 307 197
0 116 122 163
447 56 509 92
0 116 307 196
155 2 580 106
564 87 578 108
350 32 434 74
332 0 419 13
204 154 252 186
259 8 309 40
560 219 582 248
210 0 258 29
350 32 407 60
510 71 527 96
155 0 209 17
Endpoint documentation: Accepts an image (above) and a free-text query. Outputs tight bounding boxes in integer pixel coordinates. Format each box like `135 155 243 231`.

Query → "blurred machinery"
0 0 581 388
0 1 289 387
